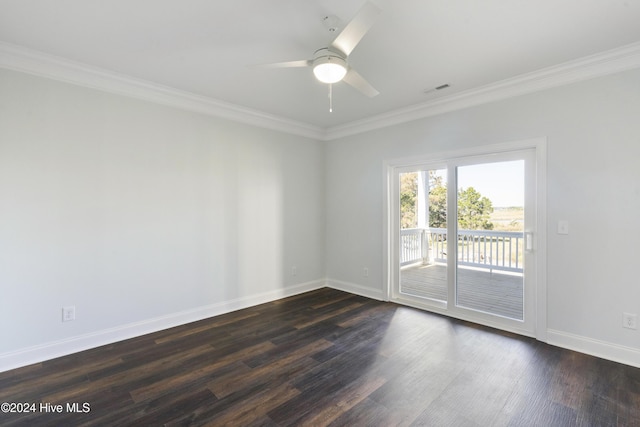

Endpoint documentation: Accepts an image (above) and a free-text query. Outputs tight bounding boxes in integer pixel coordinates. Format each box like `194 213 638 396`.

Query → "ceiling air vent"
423 83 451 95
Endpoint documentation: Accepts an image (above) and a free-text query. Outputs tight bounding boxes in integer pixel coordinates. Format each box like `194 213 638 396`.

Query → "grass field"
490 207 524 231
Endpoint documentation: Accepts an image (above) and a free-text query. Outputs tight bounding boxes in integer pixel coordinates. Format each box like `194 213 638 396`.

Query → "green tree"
428 184 447 228
400 173 418 229
457 187 494 230
399 173 494 231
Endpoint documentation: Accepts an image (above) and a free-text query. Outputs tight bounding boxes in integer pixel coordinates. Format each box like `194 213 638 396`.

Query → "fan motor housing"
313 48 346 65
312 48 348 83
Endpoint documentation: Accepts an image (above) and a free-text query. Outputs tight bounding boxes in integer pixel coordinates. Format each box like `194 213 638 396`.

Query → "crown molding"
2 41 640 142
0 42 325 141
324 41 640 141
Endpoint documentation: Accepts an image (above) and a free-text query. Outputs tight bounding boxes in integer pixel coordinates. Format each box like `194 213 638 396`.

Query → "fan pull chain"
328 83 333 113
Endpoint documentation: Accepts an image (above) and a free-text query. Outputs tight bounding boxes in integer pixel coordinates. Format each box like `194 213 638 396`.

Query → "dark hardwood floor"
1 288 640 426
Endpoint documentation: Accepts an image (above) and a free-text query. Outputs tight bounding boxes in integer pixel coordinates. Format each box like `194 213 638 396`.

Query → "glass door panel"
455 161 525 320
398 168 448 303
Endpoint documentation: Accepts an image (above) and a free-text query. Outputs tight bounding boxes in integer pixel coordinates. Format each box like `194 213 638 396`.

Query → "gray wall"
0 69 325 366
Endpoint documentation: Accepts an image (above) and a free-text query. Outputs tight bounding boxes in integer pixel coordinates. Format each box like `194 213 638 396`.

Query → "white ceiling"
2 0 640 131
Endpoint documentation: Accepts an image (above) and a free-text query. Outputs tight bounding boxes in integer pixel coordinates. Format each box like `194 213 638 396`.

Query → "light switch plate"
557 220 569 235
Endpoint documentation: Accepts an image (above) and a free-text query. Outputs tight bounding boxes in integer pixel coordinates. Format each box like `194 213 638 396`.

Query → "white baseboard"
326 278 385 301
5 283 640 373
546 329 640 369
0 280 325 373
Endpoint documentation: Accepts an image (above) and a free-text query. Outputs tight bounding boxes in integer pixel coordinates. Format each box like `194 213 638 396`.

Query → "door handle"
524 232 534 252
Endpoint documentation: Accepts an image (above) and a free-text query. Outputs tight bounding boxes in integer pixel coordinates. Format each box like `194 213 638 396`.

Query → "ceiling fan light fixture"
312 54 347 84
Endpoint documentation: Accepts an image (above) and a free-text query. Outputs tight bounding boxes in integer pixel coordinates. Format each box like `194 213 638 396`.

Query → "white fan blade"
343 68 379 97
331 1 381 56
253 59 312 69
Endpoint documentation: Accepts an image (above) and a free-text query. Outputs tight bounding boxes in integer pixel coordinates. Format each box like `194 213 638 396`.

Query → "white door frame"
382 138 547 341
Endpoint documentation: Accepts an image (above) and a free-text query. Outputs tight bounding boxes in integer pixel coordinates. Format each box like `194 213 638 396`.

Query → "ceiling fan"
258 1 381 110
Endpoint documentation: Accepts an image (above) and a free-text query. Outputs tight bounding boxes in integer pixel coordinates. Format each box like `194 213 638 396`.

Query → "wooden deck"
400 263 523 320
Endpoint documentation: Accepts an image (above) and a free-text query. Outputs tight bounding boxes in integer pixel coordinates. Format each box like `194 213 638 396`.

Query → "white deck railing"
401 227 524 273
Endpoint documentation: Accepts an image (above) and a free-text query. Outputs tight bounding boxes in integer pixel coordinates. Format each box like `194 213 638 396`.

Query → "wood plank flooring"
1 288 640 426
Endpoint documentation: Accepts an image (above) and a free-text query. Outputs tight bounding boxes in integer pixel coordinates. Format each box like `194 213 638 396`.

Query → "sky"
457 160 524 207
434 160 524 208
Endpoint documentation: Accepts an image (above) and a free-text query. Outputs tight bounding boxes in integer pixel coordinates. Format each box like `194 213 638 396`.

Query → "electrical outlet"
363 267 369 277
291 266 297 276
623 312 637 330
62 306 76 322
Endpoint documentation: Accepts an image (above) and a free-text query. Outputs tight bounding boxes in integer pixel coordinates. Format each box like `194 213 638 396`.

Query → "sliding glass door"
391 148 537 335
